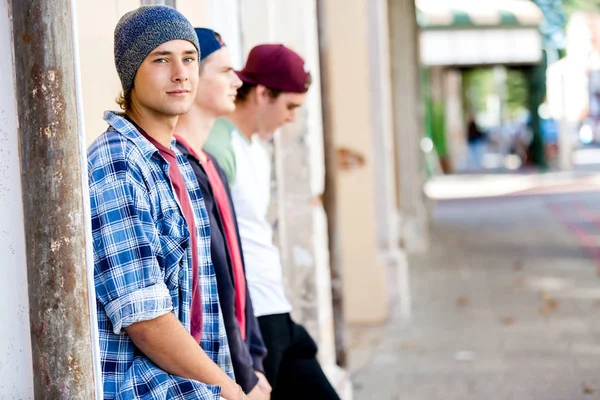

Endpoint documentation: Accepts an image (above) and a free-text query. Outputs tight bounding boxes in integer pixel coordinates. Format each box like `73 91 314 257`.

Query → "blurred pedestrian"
467 112 486 170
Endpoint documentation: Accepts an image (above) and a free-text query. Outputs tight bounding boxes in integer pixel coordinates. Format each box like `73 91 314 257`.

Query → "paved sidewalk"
351 189 600 400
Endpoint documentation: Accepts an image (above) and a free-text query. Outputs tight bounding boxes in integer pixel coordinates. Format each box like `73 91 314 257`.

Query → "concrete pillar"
367 0 400 253
429 66 453 173
429 67 445 106
317 0 346 366
366 0 412 319
444 70 467 171
444 69 467 170
547 63 577 171
388 0 430 253
319 0 389 326
0 1 34 396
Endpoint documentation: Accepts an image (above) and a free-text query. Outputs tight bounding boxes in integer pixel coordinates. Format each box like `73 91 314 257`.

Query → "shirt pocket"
156 212 189 289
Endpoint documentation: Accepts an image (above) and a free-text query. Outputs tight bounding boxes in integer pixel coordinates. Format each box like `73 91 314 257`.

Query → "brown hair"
235 82 283 103
116 90 132 111
236 73 312 104
305 72 313 90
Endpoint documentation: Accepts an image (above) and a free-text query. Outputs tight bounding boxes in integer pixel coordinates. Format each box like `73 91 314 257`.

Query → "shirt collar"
103 111 178 160
174 135 196 159
218 117 253 144
175 136 212 167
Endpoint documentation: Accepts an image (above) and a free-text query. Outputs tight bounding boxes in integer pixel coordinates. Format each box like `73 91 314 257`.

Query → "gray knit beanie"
114 5 200 93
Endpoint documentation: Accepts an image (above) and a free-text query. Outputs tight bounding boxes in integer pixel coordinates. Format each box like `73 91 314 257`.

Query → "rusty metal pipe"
11 0 97 398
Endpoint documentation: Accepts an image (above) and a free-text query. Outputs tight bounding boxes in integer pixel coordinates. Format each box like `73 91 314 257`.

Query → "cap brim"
235 70 258 85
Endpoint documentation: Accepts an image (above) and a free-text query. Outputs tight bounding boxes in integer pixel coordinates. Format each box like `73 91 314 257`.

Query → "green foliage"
461 68 494 115
506 69 528 118
562 0 600 16
430 100 448 157
461 68 528 120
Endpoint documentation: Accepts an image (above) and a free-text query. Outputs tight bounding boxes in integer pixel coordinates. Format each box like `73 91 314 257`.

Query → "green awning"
417 0 543 30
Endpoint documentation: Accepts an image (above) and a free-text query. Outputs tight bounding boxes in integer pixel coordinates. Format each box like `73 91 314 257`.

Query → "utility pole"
11 0 97 398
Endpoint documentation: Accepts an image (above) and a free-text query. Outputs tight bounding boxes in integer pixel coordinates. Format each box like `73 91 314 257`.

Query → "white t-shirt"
205 118 292 317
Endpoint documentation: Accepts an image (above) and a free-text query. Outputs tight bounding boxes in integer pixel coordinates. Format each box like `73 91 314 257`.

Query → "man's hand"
247 384 268 400
255 371 272 397
125 313 241 400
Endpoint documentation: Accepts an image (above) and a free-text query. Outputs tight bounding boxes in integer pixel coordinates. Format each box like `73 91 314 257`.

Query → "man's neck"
227 104 258 141
175 106 216 162
126 107 177 148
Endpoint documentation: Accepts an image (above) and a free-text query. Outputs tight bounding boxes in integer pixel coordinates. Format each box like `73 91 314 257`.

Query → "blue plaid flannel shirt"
88 111 234 400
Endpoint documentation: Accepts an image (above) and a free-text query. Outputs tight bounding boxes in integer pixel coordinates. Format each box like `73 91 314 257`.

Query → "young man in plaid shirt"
88 6 245 400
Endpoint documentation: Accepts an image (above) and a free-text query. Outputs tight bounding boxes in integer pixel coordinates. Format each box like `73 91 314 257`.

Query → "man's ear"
255 85 269 104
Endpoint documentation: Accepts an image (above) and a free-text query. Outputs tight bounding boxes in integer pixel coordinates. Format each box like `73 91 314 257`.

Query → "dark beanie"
114 5 200 93
194 28 224 61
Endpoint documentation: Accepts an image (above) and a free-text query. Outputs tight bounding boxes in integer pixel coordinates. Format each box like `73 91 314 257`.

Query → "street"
351 171 600 400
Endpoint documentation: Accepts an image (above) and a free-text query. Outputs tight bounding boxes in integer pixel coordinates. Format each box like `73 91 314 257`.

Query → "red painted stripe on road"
548 202 600 268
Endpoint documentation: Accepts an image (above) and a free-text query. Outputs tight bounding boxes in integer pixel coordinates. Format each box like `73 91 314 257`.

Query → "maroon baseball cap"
236 44 311 93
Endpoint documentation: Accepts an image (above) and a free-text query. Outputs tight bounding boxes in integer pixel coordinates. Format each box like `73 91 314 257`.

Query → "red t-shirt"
176 135 247 339
132 121 203 343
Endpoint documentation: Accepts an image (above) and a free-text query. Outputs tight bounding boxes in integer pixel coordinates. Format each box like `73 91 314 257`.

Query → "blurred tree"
563 0 600 16
461 68 528 121
531 0 567 58
527 0 566 168
531 0 566 34
506 69 528 118
525 58 548 169
461 68 494 117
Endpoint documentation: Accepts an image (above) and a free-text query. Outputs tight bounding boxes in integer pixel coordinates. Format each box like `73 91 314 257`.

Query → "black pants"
258 313 341 400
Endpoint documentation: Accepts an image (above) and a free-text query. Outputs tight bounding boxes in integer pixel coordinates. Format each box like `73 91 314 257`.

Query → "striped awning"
417 0 544 30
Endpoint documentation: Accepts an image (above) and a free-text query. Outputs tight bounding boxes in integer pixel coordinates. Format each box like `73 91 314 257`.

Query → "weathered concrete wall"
203 0 243 68
76 0 137 146
0 1 34 397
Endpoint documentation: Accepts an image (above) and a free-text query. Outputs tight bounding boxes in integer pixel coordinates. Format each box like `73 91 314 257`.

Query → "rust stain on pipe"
11 0 96 398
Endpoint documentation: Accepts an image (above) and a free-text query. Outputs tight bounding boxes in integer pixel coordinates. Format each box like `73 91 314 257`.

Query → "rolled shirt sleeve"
91 166 174 333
